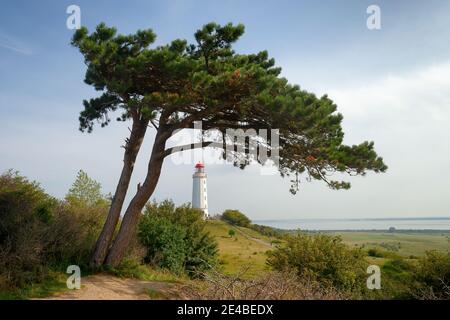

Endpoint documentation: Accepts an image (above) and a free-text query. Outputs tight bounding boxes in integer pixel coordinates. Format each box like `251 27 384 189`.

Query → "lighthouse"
192 162 208 219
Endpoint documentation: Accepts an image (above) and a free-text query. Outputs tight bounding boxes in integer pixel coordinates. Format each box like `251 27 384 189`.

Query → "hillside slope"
205 220 274 278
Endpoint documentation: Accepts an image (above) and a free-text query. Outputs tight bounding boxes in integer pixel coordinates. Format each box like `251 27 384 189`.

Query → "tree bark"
90 118 148 267
105 127 170 267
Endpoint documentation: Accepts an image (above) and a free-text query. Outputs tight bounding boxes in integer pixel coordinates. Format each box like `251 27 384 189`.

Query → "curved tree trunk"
90 118 148 267
105 129 169 267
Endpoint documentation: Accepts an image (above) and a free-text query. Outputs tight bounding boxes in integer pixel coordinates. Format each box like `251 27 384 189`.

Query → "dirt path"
42 274 182 300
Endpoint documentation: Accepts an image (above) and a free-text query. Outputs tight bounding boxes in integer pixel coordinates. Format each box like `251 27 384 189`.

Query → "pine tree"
66 170 104 207
72 22 387 267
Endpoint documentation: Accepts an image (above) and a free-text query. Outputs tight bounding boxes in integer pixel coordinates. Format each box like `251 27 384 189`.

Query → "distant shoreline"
253 217 450 231
255 217 450 222
292 229 450 233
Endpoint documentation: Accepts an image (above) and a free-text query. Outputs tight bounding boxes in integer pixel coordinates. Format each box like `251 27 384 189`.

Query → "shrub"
267 233 367 293
221 209 251 227
44 201 107 268
186 268 346 300
138 200 218 277
0 170 108 291
0 170 57 288
228 229 235 237
249 224 282 238
139 216 186 273
376 258 416 299
44 170 108 267
367 248 384 258
65 170 107 207
414 250 450 299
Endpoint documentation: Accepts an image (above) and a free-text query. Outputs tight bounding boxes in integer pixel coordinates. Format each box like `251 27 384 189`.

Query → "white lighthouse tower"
192 162 208 219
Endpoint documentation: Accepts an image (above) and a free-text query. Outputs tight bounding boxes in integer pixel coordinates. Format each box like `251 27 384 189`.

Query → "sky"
1 0 450 220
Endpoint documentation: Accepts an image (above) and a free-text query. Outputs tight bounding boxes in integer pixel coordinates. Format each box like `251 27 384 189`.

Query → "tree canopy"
72 22 386 193
222 209 251 227
65 170 107 207
72 22 387 266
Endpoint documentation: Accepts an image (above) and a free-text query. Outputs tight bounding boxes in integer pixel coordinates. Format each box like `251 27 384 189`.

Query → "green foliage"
414 250 450 299
367 248 384 258
0 170 107 292
228 229 235 237
138 200 218 277
0 271 68 300
139 216 186 273
383 259 414 281
369 252 450 299
65 169 107 207
221 209 251 227
366 247 401 259
72 22 386 193
376 258 415 299
249 224 282 238
107 257 186 283
267 233 367 293
0 170 59 289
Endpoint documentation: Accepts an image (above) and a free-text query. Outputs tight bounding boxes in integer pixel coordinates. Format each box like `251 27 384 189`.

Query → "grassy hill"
206 221 450 278
205 220 273 278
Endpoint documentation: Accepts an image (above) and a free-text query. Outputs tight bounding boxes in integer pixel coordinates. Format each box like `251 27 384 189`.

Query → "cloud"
0 33 33 55
329 62 450 137
160 61 450 219
315 62 450 218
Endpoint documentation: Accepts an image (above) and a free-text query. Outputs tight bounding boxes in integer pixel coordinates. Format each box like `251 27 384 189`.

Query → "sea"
252 218 450 231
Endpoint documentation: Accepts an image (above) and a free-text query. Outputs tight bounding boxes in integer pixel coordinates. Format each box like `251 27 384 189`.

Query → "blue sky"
1 0 450 220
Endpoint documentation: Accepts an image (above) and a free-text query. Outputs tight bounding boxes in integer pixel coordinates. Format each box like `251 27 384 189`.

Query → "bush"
52 170 108 266
44 202 107 267
267 233 367 293
249 224 282 238
139 216 186 273
0 170 57 288
377 258 415 299
0 170 108 291
221 209 251 227
414 251 450 299
367 248 384 258
138 200 218 277
186 269 346 300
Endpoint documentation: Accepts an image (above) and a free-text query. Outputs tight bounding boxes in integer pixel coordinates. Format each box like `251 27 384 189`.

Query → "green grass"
205 222 450 277
106 259 187 283
365 256 390 266
235 225 274 243
332 231 450 257
205 220 272 278
0 271 68 300
144 287 170 299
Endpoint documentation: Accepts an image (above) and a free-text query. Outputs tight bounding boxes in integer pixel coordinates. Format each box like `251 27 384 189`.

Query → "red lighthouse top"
195 162 204 169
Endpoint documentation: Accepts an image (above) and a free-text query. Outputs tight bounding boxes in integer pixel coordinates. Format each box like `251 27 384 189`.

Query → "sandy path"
43 274 180 300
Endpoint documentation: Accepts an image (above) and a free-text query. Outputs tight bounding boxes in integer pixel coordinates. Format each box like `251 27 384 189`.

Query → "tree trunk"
90 118 148 267
105 128 169 267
